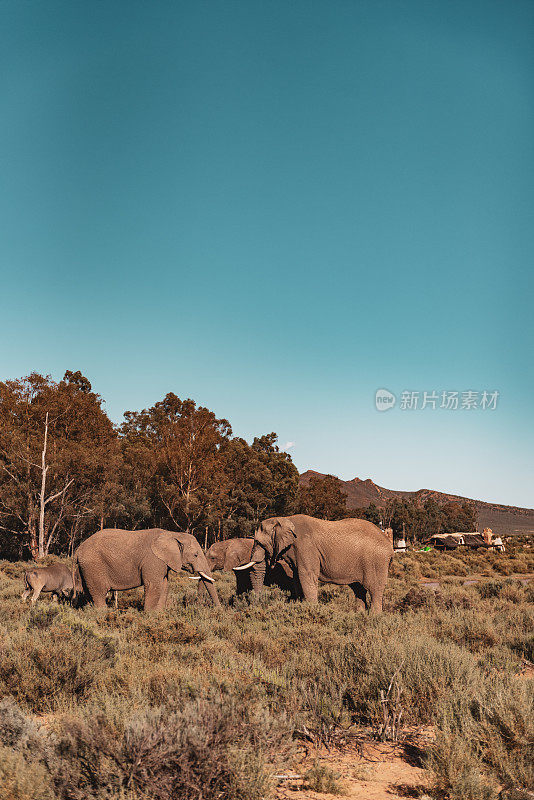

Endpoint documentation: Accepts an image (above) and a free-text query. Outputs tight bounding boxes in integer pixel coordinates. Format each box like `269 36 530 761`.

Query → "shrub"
0 746 52 800
0 696 48 756
396 585 474 612
429 678 534 799
476 646 522 675
51 695 291 800
476 581 504 599
302 762 345 794
509 634 534 663
329 623 480 725
0 545 532 800
0 611 117 711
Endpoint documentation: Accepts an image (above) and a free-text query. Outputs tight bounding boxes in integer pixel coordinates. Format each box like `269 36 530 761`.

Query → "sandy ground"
275 731 433 800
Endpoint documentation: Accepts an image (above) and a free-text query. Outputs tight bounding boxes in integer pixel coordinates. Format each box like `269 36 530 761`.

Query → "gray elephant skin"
207 537 297 597
205 538 255 594
74 528 220 610
235 514 393 612
21 564 82 605
205 538 255 572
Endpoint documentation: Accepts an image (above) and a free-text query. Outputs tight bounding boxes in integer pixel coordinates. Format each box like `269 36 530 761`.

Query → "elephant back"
289 514 393 557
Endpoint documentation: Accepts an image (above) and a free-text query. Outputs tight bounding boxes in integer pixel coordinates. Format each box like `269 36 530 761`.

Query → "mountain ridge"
299 470 534 535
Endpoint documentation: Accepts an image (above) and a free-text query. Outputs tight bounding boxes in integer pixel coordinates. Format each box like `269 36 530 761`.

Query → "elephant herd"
22 514 394 614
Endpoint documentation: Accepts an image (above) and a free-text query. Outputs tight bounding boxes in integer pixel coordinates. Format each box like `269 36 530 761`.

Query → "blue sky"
1 1 533 507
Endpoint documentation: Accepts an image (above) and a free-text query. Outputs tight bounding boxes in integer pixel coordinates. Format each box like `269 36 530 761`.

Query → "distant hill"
299 470 534 536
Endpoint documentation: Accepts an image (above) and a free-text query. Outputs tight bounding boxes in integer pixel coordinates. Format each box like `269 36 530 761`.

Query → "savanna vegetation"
1 371 532 800
0 540 533 800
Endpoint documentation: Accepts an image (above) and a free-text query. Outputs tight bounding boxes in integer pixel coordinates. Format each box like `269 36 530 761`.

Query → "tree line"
0 371 476 560
0 372 298 559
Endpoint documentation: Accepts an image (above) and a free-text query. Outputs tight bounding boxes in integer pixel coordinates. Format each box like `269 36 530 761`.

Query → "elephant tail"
24 571 35 590
71 552 81 596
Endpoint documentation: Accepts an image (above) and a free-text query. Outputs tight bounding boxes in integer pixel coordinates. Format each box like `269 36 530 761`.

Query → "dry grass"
0 545 532 799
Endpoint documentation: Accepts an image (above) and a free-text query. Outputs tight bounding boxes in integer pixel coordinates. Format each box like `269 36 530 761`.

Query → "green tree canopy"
354 497 477 542
296 474 348 520
120 393 232 535
0 372 120 558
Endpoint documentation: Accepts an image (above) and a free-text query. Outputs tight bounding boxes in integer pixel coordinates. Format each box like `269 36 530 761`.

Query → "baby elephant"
21 564 81 605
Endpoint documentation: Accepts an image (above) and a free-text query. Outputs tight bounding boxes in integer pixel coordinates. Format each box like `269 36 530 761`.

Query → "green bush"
331 626 480 725
0 696 48 756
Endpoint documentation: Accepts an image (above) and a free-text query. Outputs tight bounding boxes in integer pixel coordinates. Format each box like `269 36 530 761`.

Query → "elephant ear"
273 519 296 559
150 533 184 573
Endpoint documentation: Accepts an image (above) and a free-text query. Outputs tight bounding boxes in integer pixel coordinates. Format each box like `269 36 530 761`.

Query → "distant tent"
428 534 463 550
462 533 488 548
427 532 488 550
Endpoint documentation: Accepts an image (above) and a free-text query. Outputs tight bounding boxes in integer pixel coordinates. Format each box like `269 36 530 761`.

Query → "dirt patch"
276 732 433 800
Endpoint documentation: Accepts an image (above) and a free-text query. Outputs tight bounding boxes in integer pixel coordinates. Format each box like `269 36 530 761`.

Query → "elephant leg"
368 577 386 614
294 550 320 602
84 582 108 609
369 589 384 613
155 577 168 611
92 591 108 609
143 581 164 611
349 581 368 612
30 585 43 605
21 588 31 601
298 569 319 602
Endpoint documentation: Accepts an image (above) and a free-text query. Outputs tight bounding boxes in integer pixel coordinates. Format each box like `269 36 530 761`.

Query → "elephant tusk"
233 561 256 571
188 575 202 580
199 571 215 583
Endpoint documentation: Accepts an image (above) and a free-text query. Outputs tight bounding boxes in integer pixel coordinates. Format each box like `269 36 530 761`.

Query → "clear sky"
1 1 533 507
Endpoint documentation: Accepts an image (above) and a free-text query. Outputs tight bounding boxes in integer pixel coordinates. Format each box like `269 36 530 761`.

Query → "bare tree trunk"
27 448 38 559
38 413 49 559
29 519 38 560
36 412 74 558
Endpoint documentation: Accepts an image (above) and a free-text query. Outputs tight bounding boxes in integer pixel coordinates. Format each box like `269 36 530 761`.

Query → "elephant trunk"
232 542 268 593
193 553 221 607
202 576 221 606
196 578 209 603
250 557 267 593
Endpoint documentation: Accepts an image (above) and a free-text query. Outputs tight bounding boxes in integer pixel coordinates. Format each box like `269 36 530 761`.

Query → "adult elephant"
205 538 296 597
74 528 220 610
206 538 255 572
205 538 254 595
234 514 393 612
